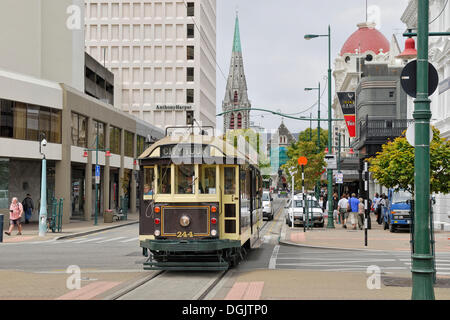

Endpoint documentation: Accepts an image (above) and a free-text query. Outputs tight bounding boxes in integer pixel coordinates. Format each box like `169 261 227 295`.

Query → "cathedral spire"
222 13 251 132
233 14 242 53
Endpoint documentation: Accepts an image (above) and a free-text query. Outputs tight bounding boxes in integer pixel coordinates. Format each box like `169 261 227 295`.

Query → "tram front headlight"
211 229 217 237
154 230 161 236
180 215 191 227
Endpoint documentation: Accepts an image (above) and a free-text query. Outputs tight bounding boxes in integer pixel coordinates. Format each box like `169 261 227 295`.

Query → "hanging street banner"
337 92 356 138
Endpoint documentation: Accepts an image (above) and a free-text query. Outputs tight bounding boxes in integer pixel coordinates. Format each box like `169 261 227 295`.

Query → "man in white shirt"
337 194 349 229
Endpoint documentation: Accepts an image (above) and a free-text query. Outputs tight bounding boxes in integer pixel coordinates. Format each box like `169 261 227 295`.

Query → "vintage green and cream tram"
138 129 263 270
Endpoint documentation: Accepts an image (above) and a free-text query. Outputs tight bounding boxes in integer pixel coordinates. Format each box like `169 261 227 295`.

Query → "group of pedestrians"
335 193 365 230
4 194 35 237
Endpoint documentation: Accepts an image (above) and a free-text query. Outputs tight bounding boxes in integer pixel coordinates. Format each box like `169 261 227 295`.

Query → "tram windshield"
158 166 171 194
176 165 195 194
199 165 216 194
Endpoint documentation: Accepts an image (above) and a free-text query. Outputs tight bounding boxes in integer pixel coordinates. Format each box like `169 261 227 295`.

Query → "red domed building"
332 22 406 197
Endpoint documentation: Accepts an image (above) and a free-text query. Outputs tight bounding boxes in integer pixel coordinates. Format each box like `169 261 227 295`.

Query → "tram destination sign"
161 144 211 159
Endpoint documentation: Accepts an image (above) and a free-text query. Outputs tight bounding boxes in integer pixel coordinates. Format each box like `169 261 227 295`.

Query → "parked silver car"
285 194 324 227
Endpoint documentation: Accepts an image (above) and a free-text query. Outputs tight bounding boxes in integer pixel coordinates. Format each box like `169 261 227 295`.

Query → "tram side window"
224 167 236 195
143 167 155 200
176 165 195 194
158 166 171 194
199 165 216 194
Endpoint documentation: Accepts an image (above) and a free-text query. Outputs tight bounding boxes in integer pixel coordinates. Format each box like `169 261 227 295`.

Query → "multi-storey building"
0 0 164 227
84 0 217 129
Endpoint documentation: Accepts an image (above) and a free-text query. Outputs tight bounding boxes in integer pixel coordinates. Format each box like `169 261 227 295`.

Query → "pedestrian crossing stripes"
3 236 140 246
274 247 450 274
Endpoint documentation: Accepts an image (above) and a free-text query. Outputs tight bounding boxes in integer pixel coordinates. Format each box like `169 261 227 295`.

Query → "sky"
215 0 410 134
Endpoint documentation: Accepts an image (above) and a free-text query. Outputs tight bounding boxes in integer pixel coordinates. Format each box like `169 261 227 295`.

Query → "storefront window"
0 159 9 208
199 165 216 194
125 131 134 157
158 166 171 194
39 107 51 142
109 126 121 154
13 102 27 140
78 115 87 148
0 99 13 138
93 120 105 150
176 165 195 194
137 135 145 157
50 110 61 143
27 105 39 141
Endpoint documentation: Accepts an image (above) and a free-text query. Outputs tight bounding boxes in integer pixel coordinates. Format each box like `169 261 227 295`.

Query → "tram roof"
138 134 258 165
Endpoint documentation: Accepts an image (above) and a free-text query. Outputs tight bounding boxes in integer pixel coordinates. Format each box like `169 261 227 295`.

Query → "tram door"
221 166 240 240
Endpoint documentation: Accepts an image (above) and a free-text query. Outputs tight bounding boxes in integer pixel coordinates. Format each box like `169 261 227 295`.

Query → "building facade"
222 14 251 131
84 0 217 129
0 1 164 229
401 0 450 230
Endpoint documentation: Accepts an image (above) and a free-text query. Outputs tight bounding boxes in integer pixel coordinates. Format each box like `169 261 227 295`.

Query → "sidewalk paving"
1 212 139 244
280 212 450 253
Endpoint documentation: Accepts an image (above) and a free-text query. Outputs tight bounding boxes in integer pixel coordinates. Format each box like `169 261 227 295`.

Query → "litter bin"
104 210 113 223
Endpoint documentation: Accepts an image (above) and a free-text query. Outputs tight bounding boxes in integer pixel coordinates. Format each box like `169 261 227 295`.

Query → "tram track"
109 198 286 300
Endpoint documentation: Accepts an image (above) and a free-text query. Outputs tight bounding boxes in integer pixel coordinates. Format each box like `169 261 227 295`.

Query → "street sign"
95 165 100 184
405 125 433 146
400 60 439 98
324 155 337 170
335 172 343 184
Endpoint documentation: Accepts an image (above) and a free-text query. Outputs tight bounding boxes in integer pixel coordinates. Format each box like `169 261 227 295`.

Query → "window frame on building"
187 2 195 17
109 125 121 155
186 89 194 104
124 130 134 158
186 67 194 82
187 24 195 38
187 46 194 60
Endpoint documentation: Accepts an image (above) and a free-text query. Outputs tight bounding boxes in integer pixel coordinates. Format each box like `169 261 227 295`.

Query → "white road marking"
73 237 105 244
269 245 280 269
95 237 127 243
119 237 139 243
276 257 397 262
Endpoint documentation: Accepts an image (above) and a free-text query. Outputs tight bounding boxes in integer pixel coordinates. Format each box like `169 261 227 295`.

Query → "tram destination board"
160 144 212 159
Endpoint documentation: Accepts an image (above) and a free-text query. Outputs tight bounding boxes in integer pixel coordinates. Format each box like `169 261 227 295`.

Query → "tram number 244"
176 231 194 238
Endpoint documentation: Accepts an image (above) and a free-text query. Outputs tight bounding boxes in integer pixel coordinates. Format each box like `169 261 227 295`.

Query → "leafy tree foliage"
282 140 326 191
368 126 450 195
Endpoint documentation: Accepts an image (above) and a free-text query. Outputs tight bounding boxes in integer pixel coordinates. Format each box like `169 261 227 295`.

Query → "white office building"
85 0 217 129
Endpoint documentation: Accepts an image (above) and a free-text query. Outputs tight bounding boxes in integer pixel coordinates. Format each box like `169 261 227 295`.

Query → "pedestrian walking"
348 193 360 230
318 196 324 213
371 193 381 224
22 194 34 224
380 194 389 226
358 197 365 230
5 197 23 236
332 193 339 224
337 194 349 229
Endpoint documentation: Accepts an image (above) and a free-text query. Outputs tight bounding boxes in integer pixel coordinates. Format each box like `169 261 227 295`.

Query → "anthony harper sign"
155 105 193 111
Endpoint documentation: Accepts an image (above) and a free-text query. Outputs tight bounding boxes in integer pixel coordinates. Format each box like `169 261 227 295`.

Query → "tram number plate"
176 231 194 238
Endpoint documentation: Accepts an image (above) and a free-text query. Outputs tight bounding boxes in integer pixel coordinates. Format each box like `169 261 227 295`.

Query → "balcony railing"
359 116 413 143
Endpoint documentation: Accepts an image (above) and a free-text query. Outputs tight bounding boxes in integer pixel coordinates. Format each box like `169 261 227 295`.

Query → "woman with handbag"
5 197 23 236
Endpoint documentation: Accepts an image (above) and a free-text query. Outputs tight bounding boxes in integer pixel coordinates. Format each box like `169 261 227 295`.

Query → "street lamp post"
305 83 321 199
411 0 434 300
304 25 334 228
38 133 47 237
84 127 111 226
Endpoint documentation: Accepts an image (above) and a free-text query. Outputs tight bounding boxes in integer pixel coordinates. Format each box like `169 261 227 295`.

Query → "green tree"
368 126 450 195
298 128 328 151
282 140 326 191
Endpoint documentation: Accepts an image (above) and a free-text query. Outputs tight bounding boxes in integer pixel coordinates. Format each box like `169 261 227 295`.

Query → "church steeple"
222 13 251 131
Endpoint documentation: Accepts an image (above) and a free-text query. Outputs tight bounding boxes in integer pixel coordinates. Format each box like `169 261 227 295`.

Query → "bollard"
0 214 3 243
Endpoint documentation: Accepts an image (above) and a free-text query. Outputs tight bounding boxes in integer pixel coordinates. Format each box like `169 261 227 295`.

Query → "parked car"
262 191 274 220
285 194 324 227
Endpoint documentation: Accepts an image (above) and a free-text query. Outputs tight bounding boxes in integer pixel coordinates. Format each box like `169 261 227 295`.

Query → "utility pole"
411 0 434 300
